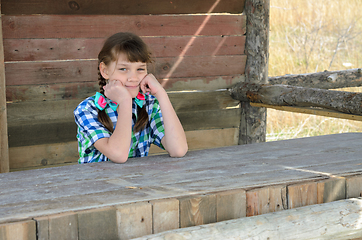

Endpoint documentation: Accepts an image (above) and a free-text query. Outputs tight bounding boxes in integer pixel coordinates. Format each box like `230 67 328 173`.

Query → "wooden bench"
1 133 362 239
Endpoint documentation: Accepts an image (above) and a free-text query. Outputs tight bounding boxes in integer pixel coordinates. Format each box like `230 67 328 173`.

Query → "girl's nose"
128 71 139 82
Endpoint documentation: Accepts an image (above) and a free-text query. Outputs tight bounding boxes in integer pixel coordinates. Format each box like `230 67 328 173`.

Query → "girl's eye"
119 68 127 71
138 68 146 71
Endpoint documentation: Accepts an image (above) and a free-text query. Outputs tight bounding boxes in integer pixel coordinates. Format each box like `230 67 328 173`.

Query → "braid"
97 66 114 133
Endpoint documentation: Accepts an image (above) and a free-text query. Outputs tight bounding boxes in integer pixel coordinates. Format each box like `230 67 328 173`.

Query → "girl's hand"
103 79 132 103
140 74 164 96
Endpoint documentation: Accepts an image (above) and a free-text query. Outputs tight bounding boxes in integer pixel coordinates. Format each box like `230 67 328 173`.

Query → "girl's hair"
97 32 152 133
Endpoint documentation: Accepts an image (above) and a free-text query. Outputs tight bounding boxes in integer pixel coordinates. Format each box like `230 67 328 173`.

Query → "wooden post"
0 5 10 173
240 0 269 144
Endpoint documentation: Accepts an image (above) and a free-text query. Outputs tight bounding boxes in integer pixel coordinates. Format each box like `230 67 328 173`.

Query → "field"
266 0 362 141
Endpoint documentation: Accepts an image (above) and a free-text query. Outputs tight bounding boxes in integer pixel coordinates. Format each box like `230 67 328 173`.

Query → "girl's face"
100 53 148 98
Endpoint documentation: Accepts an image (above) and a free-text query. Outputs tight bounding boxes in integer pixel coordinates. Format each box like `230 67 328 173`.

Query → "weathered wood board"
1 133 362 224
135 198 362 240
2 0 246 15
1 133 362 239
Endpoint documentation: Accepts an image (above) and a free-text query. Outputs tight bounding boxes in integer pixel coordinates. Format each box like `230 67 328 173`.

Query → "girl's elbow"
170 144 188 158
109 152 129 163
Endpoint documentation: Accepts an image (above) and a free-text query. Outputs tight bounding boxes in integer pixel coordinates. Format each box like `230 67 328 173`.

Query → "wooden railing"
229 68 362 121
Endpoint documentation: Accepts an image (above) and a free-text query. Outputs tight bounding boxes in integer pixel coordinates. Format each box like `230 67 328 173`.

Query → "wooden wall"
1 0 246 171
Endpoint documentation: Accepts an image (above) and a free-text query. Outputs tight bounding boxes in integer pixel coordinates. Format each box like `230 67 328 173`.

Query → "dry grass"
267 0 362 141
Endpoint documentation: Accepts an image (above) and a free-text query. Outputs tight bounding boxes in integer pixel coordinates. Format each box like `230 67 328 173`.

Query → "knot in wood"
256 3 263 11
162 64 170 71
41 159 48 166
136 22 142 28
246 91 260 102
68 1 80 11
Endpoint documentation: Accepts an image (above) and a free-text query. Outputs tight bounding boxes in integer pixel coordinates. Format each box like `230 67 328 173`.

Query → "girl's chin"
127 88 140 98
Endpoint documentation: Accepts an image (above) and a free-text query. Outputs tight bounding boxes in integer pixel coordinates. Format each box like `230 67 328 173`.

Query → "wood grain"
9 128 239 170
134 199 362 240
2 15 246 39
4 36 245 61
0 7 9 173
179 194 216 228
250 102 362 122
5 56 246 86
288 182 318 209
246 185 286 216
2 0 246 15
5 75 245 102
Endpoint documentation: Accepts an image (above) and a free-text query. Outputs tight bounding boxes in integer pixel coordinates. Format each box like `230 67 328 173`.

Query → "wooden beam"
0 7 10 173
2 15 246 39
250 103 362 121
240 0 269 144
269 68 362 89
1 0 246 15
134 198 362 240
230 82 362 116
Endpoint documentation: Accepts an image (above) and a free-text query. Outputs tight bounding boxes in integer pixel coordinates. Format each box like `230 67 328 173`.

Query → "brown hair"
97 32 152 133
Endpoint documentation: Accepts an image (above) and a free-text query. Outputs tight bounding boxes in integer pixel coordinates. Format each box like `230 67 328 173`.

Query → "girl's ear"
99 62 109 79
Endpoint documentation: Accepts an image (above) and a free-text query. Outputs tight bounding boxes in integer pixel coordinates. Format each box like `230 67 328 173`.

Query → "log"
134 198 362 240
240 0 269 144
229 82 362 116
269 68 362 89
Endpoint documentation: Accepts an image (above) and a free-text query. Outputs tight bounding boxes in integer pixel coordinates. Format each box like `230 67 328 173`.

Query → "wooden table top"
1 133 362 223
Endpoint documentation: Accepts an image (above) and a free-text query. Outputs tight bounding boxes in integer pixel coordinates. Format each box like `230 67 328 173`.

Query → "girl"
74 32 188 164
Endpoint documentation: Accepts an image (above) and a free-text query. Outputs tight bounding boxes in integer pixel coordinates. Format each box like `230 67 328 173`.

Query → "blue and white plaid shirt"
74 93 165 164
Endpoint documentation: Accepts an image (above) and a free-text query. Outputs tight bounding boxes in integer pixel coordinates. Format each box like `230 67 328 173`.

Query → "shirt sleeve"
74 98 111 162
148 98 165 149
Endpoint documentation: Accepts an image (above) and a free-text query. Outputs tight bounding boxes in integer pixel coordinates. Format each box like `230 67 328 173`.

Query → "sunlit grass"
267 0 362 141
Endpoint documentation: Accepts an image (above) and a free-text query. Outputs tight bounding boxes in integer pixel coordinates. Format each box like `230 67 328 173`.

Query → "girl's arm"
94 80 133 163
140 74 188 157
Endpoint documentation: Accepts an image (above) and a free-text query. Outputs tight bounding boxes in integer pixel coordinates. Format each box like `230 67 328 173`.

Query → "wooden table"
1 133 362 239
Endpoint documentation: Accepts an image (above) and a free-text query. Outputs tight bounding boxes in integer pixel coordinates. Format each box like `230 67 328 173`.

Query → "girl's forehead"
115 53 146 66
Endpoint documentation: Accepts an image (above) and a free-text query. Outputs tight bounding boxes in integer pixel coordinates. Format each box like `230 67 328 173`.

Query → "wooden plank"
2 0 245 15
317 178 346 204
134 199 362 240
346 175 362 198
3 36 246 62
288 182 318 209
34 212 78 240
216 189 246 222
251 102 362 122
0 7 9 173
179 194 216 228
8 120 77 147
9 128 239 171
0 220 36 240
6 90 240 124
77 207 118 240
5 56 246 86
150 199 179 234
116 202 152 240
5 75 245 102
246 185 286 217
2 15 246 39
9 141 78 170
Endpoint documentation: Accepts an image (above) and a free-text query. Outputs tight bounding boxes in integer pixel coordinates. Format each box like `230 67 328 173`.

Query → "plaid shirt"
74 93 165 164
